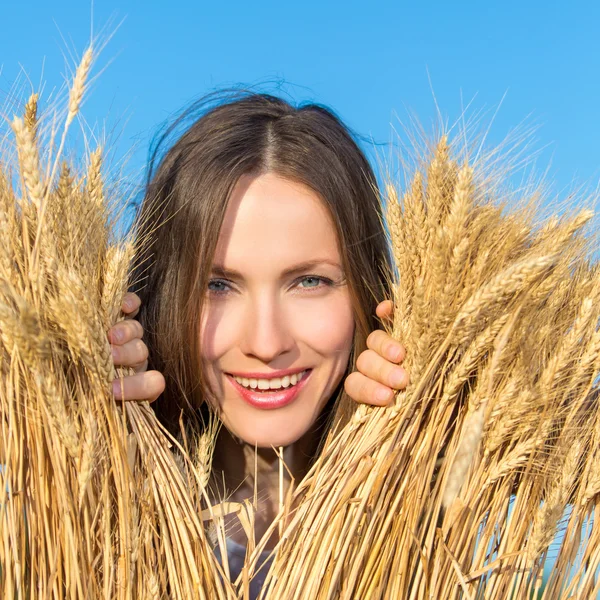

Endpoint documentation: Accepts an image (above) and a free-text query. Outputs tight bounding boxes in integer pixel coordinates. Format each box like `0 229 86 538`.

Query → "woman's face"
200 172 355 448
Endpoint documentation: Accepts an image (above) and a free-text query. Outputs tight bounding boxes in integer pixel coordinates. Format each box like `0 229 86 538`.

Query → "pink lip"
226 370 312 410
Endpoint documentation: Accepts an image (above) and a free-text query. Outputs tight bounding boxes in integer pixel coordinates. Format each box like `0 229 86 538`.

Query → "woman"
108 92 408 594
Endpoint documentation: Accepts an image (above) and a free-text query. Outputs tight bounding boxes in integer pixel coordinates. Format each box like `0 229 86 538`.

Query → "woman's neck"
209 422 323 549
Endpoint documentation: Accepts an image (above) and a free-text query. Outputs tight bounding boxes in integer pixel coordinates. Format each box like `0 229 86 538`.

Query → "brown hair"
131 91 391 433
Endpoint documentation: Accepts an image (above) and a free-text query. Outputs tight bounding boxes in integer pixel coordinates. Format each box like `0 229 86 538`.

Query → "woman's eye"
297 276 330 289
207 279 231 294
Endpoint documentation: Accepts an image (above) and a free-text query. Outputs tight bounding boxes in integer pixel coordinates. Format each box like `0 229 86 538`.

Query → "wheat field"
1 47 599 599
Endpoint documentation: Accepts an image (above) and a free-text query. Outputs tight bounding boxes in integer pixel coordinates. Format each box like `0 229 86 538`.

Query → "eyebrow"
210 259 343 279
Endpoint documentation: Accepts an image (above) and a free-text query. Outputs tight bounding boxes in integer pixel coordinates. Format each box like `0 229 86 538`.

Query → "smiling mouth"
227 370 310 392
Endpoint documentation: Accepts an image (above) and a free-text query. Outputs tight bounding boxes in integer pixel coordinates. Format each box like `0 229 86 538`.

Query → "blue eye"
298 276 332 289
208 279 231 294
300 277 321 288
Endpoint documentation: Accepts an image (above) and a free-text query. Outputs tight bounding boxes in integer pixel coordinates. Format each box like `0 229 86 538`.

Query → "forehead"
213 173 341 270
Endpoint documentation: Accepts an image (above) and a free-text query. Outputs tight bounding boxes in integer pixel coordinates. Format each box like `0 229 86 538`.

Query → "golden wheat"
1 45 599 600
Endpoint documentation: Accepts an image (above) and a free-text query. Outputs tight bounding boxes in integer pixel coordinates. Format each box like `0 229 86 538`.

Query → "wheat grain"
66 47 93 127
48 265 113 384
527 439 584 563
479 439 537 494
442 314 510 405
444 164 474 248
442 401 487 508
100 242 134 329
77 414 98 507
24 93 39 137
451 254 556 345
12 116 44 212
87 147 104 208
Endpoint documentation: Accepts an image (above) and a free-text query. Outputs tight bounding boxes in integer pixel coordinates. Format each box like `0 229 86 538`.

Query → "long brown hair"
131 91 391 433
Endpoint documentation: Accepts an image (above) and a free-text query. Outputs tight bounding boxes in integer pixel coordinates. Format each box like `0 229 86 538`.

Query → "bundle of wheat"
1 46 599 600
263 139 600 599
0 48 234 600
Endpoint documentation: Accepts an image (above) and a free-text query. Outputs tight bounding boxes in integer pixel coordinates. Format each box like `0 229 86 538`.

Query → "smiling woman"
121 91 408 596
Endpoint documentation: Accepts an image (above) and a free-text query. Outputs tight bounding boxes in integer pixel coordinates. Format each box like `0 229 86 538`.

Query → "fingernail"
391 346 403 361
112 380 122 398
376 388 393 403
111 346 119 360
390 368 406 388
112 329 123 342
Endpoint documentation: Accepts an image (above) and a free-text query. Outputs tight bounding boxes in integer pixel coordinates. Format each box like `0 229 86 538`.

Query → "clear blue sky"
1 1 599 205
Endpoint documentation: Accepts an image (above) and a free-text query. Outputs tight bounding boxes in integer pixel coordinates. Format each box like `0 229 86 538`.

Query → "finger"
375 300 393 321
108 319 144 345
111 338 149 370
122 292 141 319
344 371 394 406
366 330 406 363
356 348 409 390
111 370 165 403
134 359 149 374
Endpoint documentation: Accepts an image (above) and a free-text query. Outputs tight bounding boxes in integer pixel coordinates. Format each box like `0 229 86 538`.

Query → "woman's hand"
108 292 166 402
344 300 408 406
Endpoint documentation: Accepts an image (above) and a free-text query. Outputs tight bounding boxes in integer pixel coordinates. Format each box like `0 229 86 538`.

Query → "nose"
240 295 295 363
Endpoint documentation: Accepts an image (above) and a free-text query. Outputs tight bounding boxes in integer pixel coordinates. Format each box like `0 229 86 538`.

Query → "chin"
236 429 304 449
225 415 311 449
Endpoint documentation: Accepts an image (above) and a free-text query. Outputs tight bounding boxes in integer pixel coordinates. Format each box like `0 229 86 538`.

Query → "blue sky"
1 1 599 206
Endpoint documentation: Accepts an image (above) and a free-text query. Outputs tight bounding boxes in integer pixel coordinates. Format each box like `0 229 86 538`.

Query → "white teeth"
233 370 307 391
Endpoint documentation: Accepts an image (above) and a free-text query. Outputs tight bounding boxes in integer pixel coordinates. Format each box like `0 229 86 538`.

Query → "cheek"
199 298 241 362
289 291 355 359
199 300 243 405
